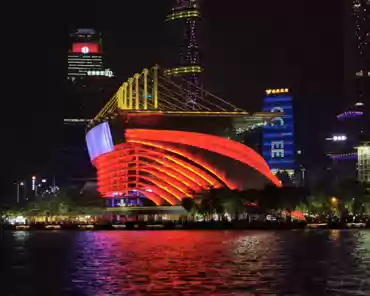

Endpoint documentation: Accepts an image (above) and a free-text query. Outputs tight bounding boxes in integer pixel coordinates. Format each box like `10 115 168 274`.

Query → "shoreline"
2 221 369 231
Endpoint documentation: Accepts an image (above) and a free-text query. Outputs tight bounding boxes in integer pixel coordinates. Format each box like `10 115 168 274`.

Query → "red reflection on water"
72 231 280 295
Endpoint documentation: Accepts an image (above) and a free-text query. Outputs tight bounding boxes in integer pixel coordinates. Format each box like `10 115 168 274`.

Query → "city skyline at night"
2 3 370 292
2 0 350 197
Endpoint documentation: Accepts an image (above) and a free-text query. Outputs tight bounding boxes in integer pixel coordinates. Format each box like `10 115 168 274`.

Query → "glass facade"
262 93 295 174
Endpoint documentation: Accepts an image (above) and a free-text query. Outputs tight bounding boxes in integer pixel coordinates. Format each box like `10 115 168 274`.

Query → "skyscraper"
352 0 369 104
62 29 119 184
66 28 117 118
67 28 113 83
262 89 296 176
164 0 202 106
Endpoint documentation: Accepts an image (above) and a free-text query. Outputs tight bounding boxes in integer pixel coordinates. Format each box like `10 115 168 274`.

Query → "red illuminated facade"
91 126 281 206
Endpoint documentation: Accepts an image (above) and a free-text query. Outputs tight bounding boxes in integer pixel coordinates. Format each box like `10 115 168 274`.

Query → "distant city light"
7 216 26 225
332 135 347 142
32 176 36 191
87 69 114 77
266 88 289 95
41 179 47 183
337 111 363 120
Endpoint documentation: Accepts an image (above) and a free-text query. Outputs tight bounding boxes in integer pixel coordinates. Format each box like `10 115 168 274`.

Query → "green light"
164 66 203 76
166 10 200 21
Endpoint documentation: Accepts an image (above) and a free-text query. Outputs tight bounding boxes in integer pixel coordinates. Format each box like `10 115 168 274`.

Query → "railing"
92 65 245 123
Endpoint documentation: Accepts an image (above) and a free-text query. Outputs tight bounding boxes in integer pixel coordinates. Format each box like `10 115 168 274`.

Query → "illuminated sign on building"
87 69 114 77
262 89 295 174
72 43 100 54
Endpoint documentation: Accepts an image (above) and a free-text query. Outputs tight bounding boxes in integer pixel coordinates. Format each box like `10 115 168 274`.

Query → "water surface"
1 230 370 295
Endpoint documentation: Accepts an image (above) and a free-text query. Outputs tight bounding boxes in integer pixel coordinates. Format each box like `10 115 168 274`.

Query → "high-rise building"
262 89 295 176
323 102 366 183
164 0 202 106
351 1 369 104
332 1 370 184
358 141 370 183
67 28 113 82
65 28 118 118
62 29 119 185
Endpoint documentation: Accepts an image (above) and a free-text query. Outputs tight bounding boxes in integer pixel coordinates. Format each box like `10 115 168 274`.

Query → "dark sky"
2 0 346 199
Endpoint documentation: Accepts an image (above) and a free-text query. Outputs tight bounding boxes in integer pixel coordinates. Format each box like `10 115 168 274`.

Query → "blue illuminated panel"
262 95 295 172
86 122 114 161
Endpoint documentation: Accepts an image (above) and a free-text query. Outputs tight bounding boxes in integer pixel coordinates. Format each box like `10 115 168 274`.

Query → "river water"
0 230 370 295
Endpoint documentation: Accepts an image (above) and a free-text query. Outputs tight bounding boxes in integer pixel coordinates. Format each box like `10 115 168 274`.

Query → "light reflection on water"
0 230 369 295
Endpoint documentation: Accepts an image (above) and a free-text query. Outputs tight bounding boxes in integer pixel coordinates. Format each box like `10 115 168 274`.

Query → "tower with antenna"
164 0 202 107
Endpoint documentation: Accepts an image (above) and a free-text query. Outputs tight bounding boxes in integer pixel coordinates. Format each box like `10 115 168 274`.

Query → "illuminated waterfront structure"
262 89 295 175
86 66 282 207
358 141 370 183
164 0 202 106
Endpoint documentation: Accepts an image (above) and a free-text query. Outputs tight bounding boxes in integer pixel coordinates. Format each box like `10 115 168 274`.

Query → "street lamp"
331 197 337 203
15 182 25 203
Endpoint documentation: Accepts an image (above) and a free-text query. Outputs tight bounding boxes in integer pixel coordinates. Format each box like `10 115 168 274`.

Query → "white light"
81 46 90 54
20 182 24 186
32 176 36 191
332 135 347 142
41 179 47 183
7 216 26 225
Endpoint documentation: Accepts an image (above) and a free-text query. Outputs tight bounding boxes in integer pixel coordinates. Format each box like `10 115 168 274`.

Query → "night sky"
2 0 346 199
